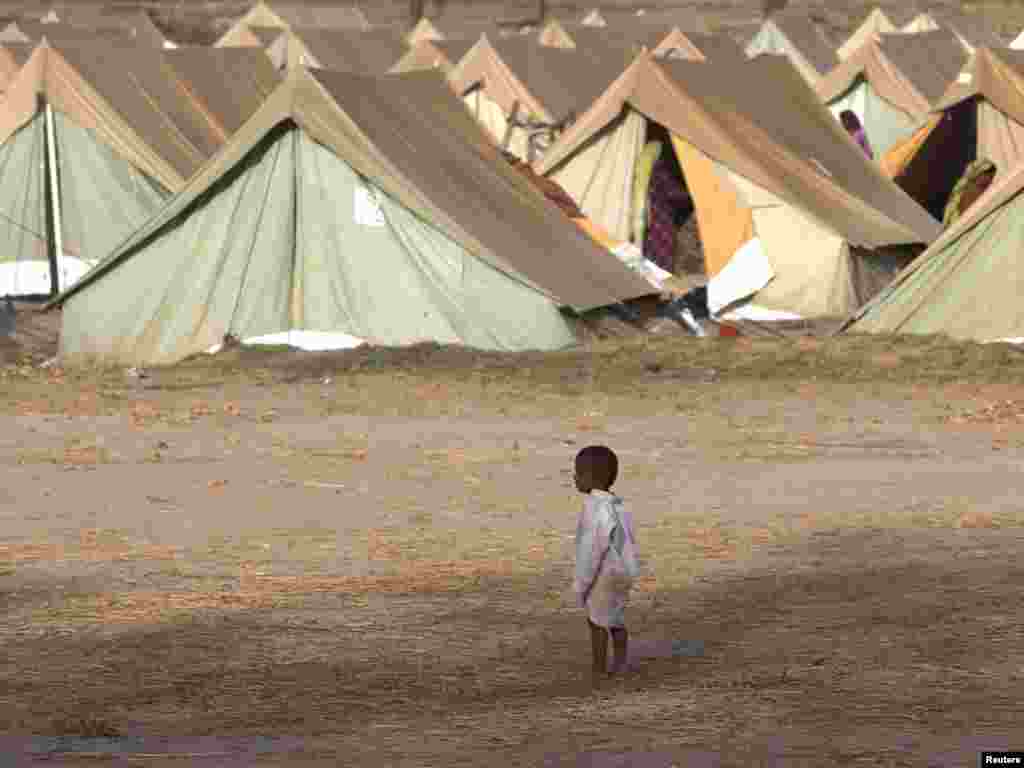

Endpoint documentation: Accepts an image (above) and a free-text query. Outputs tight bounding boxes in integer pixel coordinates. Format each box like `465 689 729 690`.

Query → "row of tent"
0 4 1020 361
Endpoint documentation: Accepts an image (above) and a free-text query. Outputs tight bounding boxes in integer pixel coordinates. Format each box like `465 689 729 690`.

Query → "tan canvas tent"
48 67 655 365
883 47 1024 222
837 8 899 61
848 158 1024 342
536 52 940 321
447 35 631 162
161 47 282 136
390 37 477 75
0 38 279 297
406 16 444 45
745 11 837 87
928 9 1005 54
0 40 29 90
287 27 410 74
537 20 733 62
817 30 967 158
215 1 371 63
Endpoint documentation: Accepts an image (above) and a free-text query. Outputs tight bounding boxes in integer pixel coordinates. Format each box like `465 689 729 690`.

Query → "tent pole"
42 98 64 296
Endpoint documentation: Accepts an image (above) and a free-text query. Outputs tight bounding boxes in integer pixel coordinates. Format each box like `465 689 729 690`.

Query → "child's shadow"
608 638 704 673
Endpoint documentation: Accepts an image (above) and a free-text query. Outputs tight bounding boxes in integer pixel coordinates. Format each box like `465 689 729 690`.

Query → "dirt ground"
2 325 1024 766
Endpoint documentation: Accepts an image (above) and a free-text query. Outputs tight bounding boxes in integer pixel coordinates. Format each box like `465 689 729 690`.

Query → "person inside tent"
839 110 874 159
943 159 997 229
639 140 693 274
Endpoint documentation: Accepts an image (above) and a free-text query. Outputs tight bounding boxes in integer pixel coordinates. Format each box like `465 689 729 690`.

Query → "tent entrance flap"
893 101 977 222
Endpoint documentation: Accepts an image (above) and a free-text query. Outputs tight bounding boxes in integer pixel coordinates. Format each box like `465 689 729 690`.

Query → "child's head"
574 445 618 493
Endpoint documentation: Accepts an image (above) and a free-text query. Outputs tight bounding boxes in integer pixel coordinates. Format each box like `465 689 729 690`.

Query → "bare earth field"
1 324 1023 766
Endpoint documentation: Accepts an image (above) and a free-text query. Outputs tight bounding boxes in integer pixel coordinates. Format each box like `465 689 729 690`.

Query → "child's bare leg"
588 619 608 678
610 627 628 674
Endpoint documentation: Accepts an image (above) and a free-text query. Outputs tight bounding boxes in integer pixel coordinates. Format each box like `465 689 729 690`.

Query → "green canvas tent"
48 67 655 365
0 38 280 298
847 160 1024 342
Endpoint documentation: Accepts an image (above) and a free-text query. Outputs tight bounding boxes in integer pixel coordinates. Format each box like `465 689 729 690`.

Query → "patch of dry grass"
0 530 181 567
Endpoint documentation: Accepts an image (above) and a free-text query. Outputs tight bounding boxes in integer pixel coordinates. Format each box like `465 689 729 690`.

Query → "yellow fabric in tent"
572 217 620 250
670 134 754 278
880 114 942 179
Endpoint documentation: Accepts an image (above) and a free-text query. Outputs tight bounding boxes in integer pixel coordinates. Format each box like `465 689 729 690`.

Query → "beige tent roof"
52 67 655 313
0 39 28 87
544 22 732 60
767 11 838 77
448 35 632 125
931 8 1005 51
162 46 281 136
837 7 898 60
817 30 966 119
0 38 279 191
538 51 940 248
290 27 410 74
248 24 285 46
215 2 370 47
935 47 1024 122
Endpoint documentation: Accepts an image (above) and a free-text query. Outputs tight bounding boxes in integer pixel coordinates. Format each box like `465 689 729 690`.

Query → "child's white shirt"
574 489 640 606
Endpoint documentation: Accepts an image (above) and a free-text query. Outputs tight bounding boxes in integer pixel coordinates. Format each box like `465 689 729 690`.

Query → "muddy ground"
2 326 1024 766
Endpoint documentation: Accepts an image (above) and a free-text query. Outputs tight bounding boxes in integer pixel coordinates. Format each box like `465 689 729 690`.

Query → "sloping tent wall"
51 69 654 365
537 17 574 48
162 47 282 136
216 1 370 48
745 16 834 87
825 79 917 157
884 48 1024 220
287 28 410 74
0 41 29 90
0 40 188 296
838 8 898 60
537 52 940 319
0 39 280 297
850 161 1024 341
581 9 606 27
407 17 444 45
816 34 965 159
446 36 630 162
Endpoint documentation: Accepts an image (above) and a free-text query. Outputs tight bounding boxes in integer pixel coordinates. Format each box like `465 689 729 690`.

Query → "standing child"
573 445 641 680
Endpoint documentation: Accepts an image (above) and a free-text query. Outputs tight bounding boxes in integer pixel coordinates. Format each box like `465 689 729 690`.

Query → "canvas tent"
837 7 899 60
580 9 606 27
927 9 1004 53
390 37 477 74
535 52 941 322
215 2 370 51
447 35 631 162
817 30 966 158
882 47 1024 222
538 20 742 62
287 27 410 74
161 47 282 136
0 38 278 297
745 11 837 86
0 40 29 90
48 67 655 365
847 160 1024 342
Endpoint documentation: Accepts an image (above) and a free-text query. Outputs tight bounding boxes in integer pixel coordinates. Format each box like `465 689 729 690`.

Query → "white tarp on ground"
0 256 93 297
207 330 366 353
